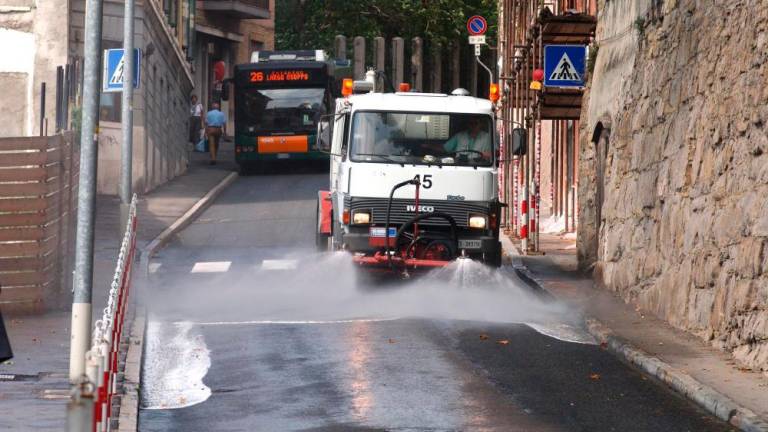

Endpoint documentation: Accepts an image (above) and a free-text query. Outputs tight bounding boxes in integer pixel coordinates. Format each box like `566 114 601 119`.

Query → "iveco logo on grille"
406 205 435 212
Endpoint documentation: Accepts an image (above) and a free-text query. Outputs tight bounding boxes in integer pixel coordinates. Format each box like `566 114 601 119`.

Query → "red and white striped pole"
530 181 537 242
520 184 528 252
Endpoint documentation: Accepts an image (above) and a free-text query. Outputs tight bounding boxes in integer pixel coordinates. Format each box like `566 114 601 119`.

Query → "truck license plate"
458 239 482 249
277 153 290 159
370 227 397 237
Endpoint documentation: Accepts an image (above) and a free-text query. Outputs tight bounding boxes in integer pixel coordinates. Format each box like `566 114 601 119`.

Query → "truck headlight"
469 215 487 229
352 210 371 225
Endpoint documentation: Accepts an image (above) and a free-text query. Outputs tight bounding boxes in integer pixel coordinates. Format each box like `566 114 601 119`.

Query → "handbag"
0 309 13 363
194 138 208 153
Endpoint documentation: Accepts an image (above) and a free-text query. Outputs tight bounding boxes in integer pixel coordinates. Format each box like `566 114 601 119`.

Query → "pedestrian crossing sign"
103 48 141 92
543 45 586 88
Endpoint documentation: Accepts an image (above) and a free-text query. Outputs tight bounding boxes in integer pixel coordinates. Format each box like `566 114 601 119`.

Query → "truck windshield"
239 87 326 134
350 111 494 167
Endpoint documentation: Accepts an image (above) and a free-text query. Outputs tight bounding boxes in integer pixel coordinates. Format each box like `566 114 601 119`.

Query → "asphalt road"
138 165 734 432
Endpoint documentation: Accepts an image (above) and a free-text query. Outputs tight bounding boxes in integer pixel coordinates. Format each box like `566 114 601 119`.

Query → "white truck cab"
316 85 504 273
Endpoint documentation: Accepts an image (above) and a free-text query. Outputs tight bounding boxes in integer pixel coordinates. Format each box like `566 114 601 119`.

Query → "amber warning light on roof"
249 70 310 83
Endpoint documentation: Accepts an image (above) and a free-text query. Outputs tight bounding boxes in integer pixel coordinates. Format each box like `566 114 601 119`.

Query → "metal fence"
67 194 138 432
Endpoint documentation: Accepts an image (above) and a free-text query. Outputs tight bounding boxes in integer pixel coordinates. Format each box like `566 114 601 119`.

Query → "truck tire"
485 242 503 268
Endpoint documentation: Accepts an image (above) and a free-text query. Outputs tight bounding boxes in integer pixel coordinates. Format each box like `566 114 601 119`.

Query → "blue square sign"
103 48 141 92
543 45 586 88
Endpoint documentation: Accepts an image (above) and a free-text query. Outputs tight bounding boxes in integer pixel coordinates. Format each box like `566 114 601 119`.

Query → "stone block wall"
586 0 768 371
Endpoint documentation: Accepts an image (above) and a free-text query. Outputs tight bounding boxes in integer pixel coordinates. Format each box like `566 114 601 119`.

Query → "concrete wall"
0 0 70 137
579 0 768 371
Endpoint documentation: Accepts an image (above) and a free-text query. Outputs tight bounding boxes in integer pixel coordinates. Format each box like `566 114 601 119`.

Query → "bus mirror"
512 128 527 156
317 120 331 152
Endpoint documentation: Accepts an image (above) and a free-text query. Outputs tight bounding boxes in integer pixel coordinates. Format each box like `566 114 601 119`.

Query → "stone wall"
577 0 650 268
582 0 768 371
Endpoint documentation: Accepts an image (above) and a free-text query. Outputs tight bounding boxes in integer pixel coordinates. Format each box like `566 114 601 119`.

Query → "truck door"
330 112 347 192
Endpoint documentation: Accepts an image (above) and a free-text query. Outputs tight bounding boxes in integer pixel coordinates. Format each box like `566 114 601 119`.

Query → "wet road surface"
138 166 733 432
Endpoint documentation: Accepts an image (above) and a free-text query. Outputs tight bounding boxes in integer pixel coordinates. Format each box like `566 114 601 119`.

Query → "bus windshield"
238 87 326 134
350 111 494 167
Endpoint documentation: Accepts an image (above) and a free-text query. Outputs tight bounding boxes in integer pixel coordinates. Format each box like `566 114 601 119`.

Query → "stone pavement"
512 231 768 424
0 146 235 431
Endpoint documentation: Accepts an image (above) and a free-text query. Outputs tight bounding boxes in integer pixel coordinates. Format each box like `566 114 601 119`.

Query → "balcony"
198 0 270 19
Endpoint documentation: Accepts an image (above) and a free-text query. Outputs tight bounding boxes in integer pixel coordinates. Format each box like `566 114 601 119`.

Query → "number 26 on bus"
249 72 264 82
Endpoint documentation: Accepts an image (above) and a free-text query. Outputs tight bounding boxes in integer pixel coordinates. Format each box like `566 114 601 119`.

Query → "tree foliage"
275 0 498 52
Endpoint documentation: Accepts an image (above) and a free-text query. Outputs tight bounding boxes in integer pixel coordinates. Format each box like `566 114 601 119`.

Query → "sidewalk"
509 231 768 429
0 148 235 431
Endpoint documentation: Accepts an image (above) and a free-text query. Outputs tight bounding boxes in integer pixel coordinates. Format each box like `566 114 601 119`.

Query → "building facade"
193 0 275 132
0 0 274 194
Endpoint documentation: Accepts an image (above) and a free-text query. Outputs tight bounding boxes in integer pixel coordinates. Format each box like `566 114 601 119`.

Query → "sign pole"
120 0 135 230
69 0 103 382
467 15 494 92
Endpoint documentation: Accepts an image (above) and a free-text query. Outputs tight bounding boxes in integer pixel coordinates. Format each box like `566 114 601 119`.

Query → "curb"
117 313 145 432
116 170 238 431
141 171 238 269
499 235 768 432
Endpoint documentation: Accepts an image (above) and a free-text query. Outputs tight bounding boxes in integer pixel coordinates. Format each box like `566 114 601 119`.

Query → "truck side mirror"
512 128 527 156
317 120 332 152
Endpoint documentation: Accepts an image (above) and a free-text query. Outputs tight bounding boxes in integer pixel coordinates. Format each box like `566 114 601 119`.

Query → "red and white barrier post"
520 184 528 252
68 195 137 432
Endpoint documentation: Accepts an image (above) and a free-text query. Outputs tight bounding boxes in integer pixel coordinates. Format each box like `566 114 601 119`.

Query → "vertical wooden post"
451 41 460 90
411 37 423 91
392 37 405 86
374 37 386 91
431 44 442 93
470 51 478 96
334 35 347 61
353 36 366 80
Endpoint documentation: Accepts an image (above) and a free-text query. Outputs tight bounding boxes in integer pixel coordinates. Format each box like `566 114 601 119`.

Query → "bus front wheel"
238 162 261 176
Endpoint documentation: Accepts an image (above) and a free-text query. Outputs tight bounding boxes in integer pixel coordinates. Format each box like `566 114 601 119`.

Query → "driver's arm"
443 134 460 153
478 132 492 159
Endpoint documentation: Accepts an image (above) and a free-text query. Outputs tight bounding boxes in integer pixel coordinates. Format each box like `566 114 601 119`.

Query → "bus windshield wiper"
356 153 403 165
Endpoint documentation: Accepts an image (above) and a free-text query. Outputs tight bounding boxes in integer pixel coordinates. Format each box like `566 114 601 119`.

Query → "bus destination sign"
250 70 311 83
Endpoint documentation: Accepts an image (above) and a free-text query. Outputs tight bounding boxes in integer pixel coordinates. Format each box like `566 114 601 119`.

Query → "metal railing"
68 194 138 432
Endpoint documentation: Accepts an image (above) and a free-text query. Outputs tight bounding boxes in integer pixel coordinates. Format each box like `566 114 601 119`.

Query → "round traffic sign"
467 15 487 36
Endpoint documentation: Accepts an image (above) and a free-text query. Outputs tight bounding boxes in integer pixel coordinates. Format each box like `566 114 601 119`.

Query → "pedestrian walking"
0 285 13 363
189 95 203 144
205 102 226 165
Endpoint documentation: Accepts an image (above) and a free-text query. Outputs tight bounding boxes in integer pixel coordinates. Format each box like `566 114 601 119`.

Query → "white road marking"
260 259 298 270
190 261 231 273
191 317 400 326
148 262 162 273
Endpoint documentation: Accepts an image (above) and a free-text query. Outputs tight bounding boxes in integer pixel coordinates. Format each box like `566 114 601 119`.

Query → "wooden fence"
0 134 78 313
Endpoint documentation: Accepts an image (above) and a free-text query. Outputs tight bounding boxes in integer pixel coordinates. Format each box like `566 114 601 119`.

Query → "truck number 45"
413 174 433 189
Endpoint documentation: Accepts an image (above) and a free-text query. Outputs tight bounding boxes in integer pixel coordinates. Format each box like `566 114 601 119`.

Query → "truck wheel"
485 242 503 268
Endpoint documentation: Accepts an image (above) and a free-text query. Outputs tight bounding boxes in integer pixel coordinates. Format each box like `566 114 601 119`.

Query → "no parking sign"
467 15 488 36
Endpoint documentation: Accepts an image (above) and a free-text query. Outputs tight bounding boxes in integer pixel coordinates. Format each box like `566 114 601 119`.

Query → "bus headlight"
469 215 487 229
352 211 371 225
